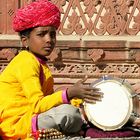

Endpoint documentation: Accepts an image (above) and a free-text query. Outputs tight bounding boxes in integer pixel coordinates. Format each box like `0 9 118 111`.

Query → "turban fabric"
12 0 61 32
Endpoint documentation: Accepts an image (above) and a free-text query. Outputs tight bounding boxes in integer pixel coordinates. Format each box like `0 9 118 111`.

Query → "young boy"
0 0 102 139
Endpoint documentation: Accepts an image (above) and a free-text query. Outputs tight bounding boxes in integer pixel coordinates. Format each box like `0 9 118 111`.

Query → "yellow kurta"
0 51 64 139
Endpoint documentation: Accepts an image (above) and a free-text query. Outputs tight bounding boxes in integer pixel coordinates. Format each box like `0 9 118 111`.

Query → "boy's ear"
21 36 28 48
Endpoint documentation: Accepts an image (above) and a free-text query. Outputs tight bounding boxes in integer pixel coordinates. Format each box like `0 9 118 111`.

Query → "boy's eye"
37 32 46 37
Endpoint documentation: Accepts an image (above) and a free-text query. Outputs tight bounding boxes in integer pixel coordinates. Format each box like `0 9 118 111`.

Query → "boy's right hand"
67 76 103 104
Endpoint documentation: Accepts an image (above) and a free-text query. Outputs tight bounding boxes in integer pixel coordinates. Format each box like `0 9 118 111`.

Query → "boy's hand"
67 76 103 104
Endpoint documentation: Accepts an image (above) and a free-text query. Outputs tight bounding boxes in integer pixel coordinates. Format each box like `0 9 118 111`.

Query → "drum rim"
84 76 134 131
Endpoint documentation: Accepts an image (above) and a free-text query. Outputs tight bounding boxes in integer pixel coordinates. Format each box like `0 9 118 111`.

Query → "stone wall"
1 37 140 88
1 0 140 88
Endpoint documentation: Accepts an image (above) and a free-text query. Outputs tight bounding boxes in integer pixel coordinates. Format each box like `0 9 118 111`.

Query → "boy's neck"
33 53 48 64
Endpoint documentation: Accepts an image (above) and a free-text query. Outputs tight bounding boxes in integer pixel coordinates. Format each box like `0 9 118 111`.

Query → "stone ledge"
1 34 140 41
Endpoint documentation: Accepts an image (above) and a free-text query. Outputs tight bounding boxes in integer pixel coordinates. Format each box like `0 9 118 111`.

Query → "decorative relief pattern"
0 42 140 79
0 48 18 61
48 63 140 78
0 63 8 73
51 0 140 35
1 0 140 35
87 49 104 62
19 0 34 7
8 9 14 16
0 61 139 78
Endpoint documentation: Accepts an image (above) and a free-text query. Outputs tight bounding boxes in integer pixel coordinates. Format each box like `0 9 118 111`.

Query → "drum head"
84 77 133 131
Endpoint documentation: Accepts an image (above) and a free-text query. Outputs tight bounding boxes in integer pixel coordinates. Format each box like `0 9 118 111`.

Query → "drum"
84 75 139 131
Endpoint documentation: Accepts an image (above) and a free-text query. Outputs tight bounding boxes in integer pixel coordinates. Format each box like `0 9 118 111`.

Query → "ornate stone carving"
0 48 18 61
48 63 140 78
0 63 7 73
56 0 140 35
87 49 104 62
1 0 140 35
48 48 61 62
8 9 14 16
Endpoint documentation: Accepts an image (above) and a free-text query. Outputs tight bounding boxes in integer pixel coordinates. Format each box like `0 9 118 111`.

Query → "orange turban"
12 0 61 32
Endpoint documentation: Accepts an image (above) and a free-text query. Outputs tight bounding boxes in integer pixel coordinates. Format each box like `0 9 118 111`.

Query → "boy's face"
22 26 56 57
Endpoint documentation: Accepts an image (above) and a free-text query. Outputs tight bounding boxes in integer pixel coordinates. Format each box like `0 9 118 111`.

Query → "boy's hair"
19 28 33 38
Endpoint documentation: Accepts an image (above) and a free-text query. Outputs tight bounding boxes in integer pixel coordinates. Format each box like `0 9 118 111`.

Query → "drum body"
84 76 136 131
